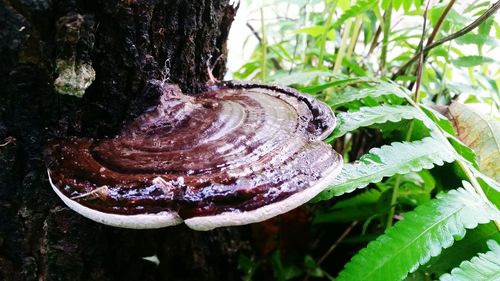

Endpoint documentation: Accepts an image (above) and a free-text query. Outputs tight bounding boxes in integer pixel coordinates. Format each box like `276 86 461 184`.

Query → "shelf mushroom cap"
46 80 342 230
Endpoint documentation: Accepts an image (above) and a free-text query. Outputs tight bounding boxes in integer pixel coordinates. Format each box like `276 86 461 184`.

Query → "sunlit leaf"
439 240 500 281
328 105 431 140
332 0 379 29
324 80 409 107
421 223 500 277
316 137 455 201
451 56 496 67
294 25 325 37
336 188 500 281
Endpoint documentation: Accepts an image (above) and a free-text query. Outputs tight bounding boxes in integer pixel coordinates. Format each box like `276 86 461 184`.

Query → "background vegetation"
230 0 500 280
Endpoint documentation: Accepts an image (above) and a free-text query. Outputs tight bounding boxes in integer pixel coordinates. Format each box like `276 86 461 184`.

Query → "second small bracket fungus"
46 80 342 231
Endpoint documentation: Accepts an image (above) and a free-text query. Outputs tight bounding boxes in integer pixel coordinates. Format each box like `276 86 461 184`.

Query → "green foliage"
323 81 409 108
439 240 500 281
332 0 378 29
421 223 500 277
316 137 455 201
451 55 497 67
336 188 500 281
329 105 427 139
233 0 500 280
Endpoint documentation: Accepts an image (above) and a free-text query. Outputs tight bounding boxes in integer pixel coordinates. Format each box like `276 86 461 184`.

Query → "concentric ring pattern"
46 81 342 219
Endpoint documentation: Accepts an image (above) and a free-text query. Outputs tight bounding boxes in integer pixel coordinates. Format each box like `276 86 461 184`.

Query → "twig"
380 0 393 74
333 19 353 73
290 2 308 74
413 0 432 100
408 0 455 92
0 136 16 147
246 23 282 71
206 55 222 85
318 220 359 265
368 24 382 54
426 0 455 47
302 221 358 281
346 16 363 60
318 1 337 68
392 0 500 79
70 185 109 200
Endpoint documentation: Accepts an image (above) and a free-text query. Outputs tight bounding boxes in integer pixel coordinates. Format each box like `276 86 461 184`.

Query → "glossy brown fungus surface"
46 80 342 227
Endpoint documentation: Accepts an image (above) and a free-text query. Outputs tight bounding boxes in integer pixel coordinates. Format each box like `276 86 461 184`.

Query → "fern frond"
422 223 500 277
301 76 374 94
329 105 430 140
325 81 409 107
332 0 379 29
439 240 500 281
336 188 500 281
315 137 455 201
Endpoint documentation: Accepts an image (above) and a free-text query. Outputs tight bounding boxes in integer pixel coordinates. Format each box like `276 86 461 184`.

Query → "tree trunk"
0 1 248 280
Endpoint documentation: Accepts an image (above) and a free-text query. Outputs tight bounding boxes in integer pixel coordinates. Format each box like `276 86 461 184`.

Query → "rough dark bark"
0 1 253 280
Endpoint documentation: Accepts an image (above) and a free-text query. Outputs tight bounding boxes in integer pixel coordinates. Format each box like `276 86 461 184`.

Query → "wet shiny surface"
46 81 341 218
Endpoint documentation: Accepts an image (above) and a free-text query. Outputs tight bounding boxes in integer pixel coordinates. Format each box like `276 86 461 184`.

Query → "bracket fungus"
46 80 342 231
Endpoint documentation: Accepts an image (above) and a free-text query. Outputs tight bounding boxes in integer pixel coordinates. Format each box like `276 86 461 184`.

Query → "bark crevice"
0 1 246 280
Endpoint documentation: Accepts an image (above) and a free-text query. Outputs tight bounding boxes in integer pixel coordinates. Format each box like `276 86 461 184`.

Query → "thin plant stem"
386 120 415 228
246 23 282 70
426 0 456 47
346 15 363 60
386 175 402 228
290 1 309 74
408 0 453 92
333 19 353 73
318 220 359 265
318 0 337 69
404 97 500 231
413 0 431 101
380 0 392 74
393 0 500 79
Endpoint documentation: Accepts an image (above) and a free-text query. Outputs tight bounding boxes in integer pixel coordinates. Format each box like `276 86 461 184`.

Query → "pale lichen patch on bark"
54 60 96 97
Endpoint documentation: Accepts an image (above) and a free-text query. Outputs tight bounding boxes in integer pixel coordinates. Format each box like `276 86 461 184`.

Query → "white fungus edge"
47 169 183 229
47 158 341 231
184 160 343 231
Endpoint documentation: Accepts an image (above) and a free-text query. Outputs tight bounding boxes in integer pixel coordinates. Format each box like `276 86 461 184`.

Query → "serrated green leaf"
301 77 368 94
421 223 500 277
478 17 494 36
325 81 410 107
447 135 481 169
456 34 500 47
402 0 412 12
336 188 500 281
451 56 496 67
419 105 455 135
419 105 480 168
293 25 325 37
332 0 379 29
381 0 391 10
393 0 403 11
448 102 500 181
328 105 431 140
439 240 500 281
315 137 455 201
